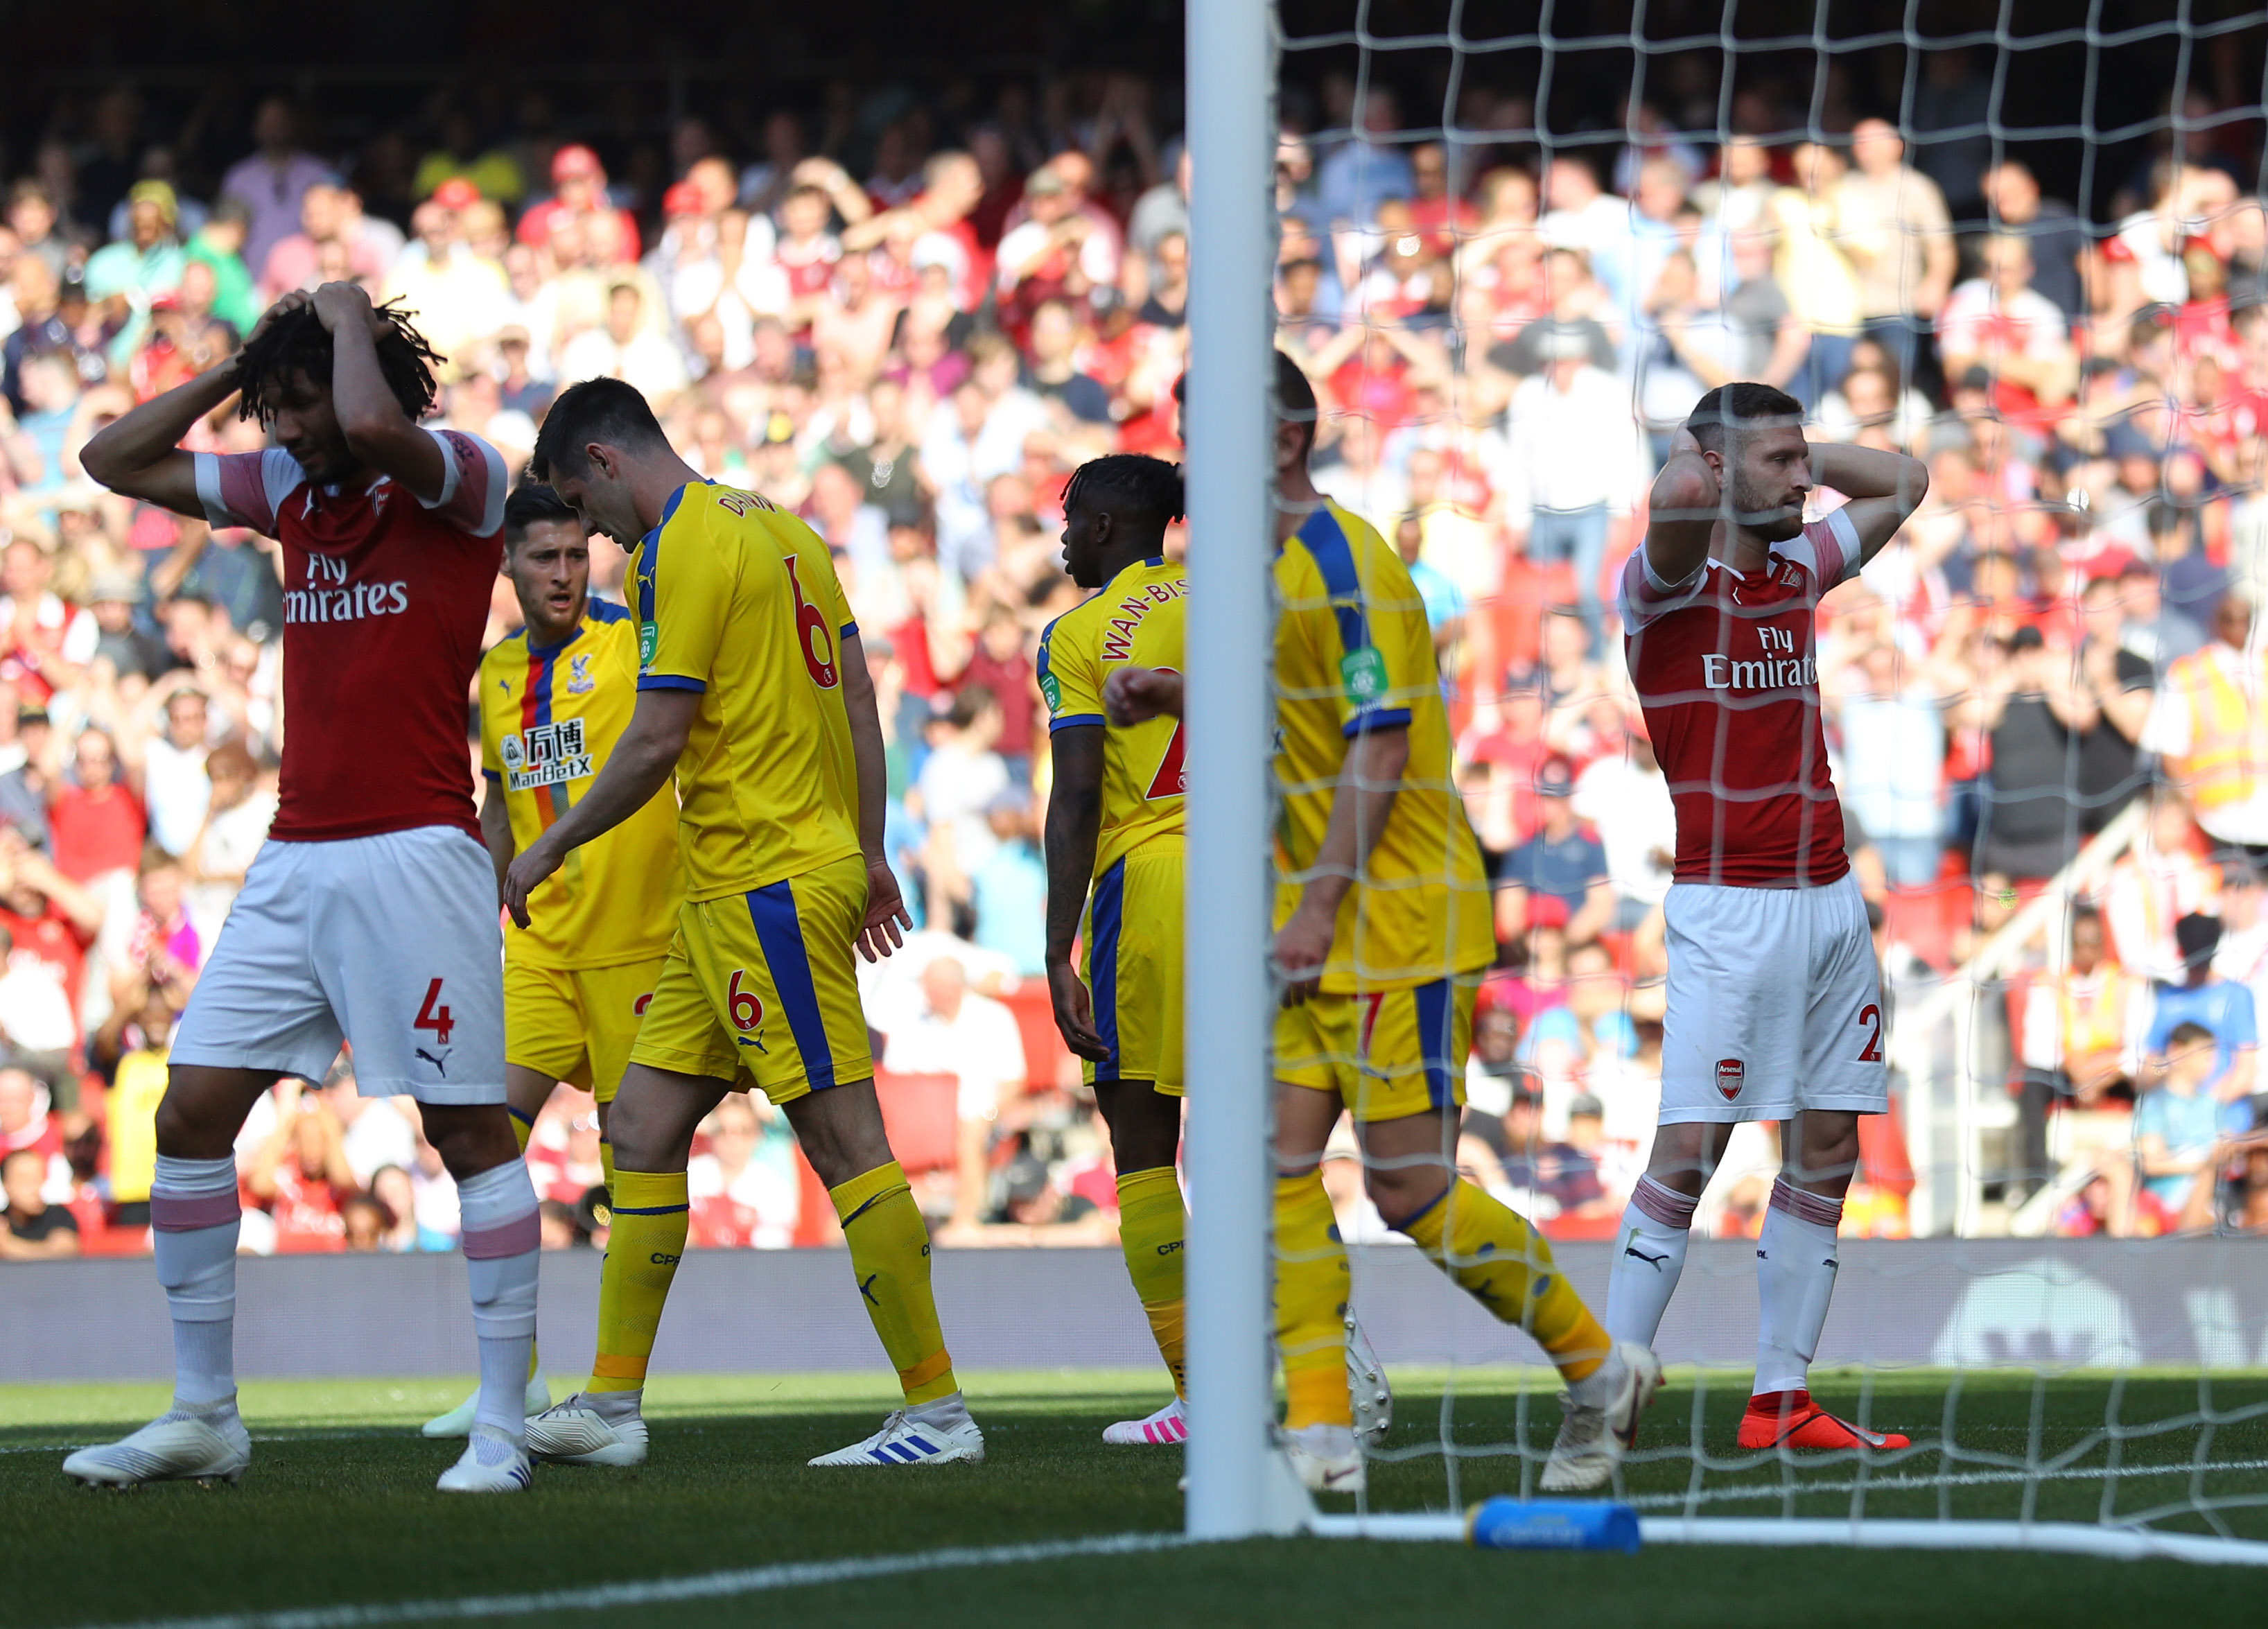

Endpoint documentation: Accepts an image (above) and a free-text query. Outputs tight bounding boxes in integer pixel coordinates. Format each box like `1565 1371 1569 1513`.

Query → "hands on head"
302 282 391 340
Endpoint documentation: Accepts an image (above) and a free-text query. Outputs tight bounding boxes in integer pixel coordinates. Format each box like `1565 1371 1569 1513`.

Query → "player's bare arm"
1641 426 1722 586
1103 665 1183 726
839 629 912 962
1806 441 1928 565
1275 723 1410 1006
1042 722 1110 1061
309 282 447 501
78 338 252 517
479 783 514 900
502 688 697 926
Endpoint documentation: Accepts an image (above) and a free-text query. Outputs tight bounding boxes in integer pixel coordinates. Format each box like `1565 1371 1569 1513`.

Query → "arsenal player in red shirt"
64 284 539 1495
1604 382 1928 1454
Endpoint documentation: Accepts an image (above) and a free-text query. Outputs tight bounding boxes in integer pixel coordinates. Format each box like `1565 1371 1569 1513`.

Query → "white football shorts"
171 824 505 1105
1657 871 1888 1124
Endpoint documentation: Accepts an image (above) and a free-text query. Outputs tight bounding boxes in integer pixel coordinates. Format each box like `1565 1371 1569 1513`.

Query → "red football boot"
1738 1389 1910 1451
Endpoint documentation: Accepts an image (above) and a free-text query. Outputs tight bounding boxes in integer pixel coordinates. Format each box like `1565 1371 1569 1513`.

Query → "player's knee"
784 1079 892 1187
1365 1157 1447 1221
152 1093 193 1153
1790 1116 1863 1187
603 1099 668 1171
1644 1126 1714 1195
153 1080 234 1158
423 1105 520 1181
1096 1080 1178 1169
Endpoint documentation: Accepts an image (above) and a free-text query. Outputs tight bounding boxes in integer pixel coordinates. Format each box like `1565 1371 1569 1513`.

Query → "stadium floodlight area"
1182 0 2268 1563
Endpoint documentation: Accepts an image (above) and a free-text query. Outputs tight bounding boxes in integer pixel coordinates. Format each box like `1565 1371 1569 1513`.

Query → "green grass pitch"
7 1370 2268 1628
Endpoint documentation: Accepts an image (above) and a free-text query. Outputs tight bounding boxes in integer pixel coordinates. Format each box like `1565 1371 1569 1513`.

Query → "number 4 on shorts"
416 978 456 1047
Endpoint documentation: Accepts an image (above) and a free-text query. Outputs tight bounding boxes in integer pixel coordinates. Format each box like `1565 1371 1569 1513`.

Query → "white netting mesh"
1264 0 2268 1546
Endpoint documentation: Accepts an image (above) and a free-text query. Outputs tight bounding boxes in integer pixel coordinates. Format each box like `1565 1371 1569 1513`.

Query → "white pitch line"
51 1531 1189 1629
1623 1456 2268 1510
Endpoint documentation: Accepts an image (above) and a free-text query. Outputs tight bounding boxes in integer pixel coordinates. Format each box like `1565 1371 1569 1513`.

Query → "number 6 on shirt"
783 557 839 689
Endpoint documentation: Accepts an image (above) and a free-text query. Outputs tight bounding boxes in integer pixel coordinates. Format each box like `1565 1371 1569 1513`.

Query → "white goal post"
1180 0 1295 1543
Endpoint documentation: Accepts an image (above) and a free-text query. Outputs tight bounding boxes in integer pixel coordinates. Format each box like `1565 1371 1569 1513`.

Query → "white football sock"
150 1154 242 1410
584 1388 642 1421
1603 1175 1696 1347
457 1160 541 1443
908 1391 970 1430
1754 1176 1843 1397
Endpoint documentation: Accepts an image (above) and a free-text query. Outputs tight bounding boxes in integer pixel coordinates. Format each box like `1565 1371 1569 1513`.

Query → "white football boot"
524 1395 650 1467
435 1424 534 1492
1281 1422 1366 1495
421 1375 552 1439
809 1408 986 1467
1103 1397 1188 1445
1539 1340 1664 1492
1346 1314 1393 1446
64 1403 252 1488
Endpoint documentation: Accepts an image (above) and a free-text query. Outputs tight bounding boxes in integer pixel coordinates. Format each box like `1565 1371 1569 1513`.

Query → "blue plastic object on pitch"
1466 1497 1642 1553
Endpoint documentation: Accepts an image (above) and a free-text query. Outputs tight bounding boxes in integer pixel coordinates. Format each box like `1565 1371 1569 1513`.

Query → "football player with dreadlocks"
1040 451 1395 1453
1040 453 1196 1445
70 282 537 1494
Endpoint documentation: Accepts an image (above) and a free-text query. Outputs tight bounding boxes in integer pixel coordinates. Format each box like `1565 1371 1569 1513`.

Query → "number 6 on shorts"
729 968 765 1031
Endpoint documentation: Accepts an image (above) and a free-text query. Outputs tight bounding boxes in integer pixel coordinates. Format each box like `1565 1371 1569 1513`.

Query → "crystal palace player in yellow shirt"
422 482 684 1440
504 378 977 1471
1040 454 1194 1445
1116 355 1659 1496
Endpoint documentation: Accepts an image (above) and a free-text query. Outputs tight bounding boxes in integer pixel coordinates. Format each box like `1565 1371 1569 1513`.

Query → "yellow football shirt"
1038 556 1188 876
481 600 683 968
634 481 863 900
1273 500 1494 991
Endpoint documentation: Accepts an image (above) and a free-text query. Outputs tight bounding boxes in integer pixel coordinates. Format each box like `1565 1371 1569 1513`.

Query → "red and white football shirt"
192 428 507 844
1619 509 1863 889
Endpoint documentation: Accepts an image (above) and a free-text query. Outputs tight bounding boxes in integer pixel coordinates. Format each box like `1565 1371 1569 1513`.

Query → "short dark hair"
1274 350 1319 459
1685 382 1804 455
504 482 582 547
1063 453 1185 537
236 299 442 428
530 376 671 482
2167 1020 2216 1052
1183 353 1320 459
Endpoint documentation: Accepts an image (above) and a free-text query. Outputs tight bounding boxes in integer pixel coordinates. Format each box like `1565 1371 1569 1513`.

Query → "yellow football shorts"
1274 976 1477 1122
503 955 667 1104
1083 838 1184 1092
628 853 875 1104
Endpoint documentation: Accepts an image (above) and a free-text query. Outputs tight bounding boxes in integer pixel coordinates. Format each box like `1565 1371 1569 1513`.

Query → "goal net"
1184 0 2268 1559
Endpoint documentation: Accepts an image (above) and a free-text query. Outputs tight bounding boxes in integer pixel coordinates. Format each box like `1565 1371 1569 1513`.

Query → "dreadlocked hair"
1063 453 1186 534
235 298 444 427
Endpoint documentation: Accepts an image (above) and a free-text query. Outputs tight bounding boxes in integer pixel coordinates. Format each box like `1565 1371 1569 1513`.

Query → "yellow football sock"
1395 1177 1609 1382
831 1162 957 1405
1115 1166 1188 1397
1275 1169 1352 1429
588 1168 688 1394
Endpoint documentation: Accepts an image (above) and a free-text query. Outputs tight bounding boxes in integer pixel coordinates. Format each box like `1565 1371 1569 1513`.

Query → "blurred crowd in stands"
6 47 2268 1259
